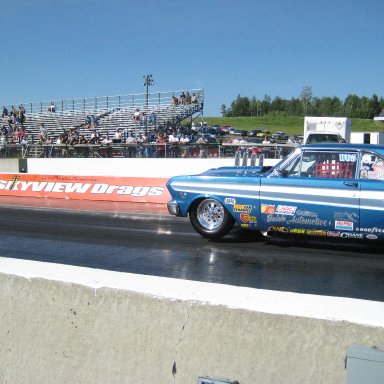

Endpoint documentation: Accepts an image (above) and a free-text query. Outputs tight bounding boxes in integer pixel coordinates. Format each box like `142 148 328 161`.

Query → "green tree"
300 86 312 115
343 94 360 117
260 95 271 115
230 95 251 116
249 96 260 116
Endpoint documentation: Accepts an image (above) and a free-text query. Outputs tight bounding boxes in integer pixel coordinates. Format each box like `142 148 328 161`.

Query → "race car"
166 144 384 241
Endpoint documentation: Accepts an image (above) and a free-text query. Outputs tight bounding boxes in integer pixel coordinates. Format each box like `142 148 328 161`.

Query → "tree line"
220 87 384 119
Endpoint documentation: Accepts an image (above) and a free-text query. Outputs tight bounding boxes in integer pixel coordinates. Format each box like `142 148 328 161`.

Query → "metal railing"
3 89 204 116
0 142 297 161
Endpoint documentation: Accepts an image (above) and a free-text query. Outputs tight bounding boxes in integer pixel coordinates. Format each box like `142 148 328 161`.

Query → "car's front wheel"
189 198 235 239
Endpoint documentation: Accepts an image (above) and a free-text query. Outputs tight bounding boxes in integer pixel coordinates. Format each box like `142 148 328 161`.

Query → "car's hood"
199 166 267 177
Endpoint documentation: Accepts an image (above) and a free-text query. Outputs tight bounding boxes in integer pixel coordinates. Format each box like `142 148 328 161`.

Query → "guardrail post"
234 150 240 166
241 151 248 166
250 153 256 166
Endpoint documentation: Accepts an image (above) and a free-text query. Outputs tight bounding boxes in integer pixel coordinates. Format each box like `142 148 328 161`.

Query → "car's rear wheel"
189 198 235 239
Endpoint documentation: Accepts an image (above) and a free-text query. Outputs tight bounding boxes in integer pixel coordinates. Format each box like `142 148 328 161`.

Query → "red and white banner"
0 174 171 203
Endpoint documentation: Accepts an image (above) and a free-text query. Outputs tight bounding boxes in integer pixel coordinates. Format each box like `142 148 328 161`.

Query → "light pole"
143 74 154 109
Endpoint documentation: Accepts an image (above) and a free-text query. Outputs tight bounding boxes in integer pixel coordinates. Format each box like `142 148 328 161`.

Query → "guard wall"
1 257 384 384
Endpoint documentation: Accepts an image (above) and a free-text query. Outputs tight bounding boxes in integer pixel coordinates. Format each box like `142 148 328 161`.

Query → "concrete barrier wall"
0 158 20 173
1 257 384 384
26 157 278 178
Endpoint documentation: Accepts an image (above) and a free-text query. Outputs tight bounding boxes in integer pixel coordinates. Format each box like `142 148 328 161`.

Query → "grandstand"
1 89 204 142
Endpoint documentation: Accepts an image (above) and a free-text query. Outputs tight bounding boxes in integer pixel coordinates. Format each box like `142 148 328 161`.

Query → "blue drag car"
166 144 384 241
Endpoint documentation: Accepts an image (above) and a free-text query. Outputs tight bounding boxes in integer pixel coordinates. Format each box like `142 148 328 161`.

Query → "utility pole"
143 74 154 110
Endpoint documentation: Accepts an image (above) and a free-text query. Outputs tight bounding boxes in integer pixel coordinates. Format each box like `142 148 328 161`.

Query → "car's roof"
300 143 384 152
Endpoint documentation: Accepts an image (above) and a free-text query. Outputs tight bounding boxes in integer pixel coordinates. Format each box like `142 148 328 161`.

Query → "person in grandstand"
125 132 137 157
156 133 167 158
113 128 122 143
90 129 100 144
197 134 209 158
180 134 190 158
38 123 48 144
168 129 180 157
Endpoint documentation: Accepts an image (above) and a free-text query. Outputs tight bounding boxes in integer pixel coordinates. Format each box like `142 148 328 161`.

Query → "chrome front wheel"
189 198 234 239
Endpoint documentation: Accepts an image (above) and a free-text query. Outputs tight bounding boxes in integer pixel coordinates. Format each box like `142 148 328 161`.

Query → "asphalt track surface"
1 197 384 302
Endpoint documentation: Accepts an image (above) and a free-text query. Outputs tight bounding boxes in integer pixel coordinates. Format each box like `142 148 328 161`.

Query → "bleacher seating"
1 89 204 143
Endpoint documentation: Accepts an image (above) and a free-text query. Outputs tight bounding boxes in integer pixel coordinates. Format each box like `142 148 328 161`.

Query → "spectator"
2 106 8 118
262 136 271 158
197 135 209 158
141 130 151 157
19 127 26 142
168 129 180 157
90 114 98 128
125 132 137 157
179 91 186 105
38 123 48 144
113 128 122 143
156 133 167 158
172 96 179 106
101 132 112 145
1 125 8 136
239 135 248 155
12 127 21 143
44 136 54 158
68 128 79 146
77 135 89 157
191 93 198 103
180 134 190 158
148 111 157 126
90 129 100 144
48 101 56 112
132 108 141 122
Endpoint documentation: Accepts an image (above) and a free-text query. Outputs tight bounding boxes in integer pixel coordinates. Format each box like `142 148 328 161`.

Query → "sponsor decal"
296 210 318 218
290 228 306 234
275 205 297 216
340 232 364 239
240 223 249 228
339 154 357 162
240 213 257 224
366 234 378 240
233 204 252 213
0 174 170 203
268 226 289 233
356 227 384 233
266 215 329 226
327 231 341 238
335 221 353 231
305 229 327 236
224 198 236 205
334 212 358 223
261 204 275 214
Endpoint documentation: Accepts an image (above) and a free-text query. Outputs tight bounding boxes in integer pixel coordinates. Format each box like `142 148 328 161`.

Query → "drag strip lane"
0 205 384 302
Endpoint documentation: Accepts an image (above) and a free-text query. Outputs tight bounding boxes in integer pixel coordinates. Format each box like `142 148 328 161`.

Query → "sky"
1 0 383 117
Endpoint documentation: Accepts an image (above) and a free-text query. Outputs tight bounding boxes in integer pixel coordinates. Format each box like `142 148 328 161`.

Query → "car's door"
358 151 384 239
260 149 360 236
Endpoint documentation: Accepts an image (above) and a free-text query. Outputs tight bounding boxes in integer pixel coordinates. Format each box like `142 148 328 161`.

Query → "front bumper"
167 200 180 216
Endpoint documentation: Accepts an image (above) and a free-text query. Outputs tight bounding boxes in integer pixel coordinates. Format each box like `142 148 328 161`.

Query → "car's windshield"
306 134 339 144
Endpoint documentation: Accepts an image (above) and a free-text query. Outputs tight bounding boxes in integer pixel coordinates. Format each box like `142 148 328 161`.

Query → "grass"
199 116 384 136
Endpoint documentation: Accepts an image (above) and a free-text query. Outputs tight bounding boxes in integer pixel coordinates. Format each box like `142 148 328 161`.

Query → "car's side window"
360 152 384 180
282 151 358 179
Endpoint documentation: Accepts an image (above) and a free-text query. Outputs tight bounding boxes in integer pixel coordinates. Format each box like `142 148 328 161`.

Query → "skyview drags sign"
0 174 171 203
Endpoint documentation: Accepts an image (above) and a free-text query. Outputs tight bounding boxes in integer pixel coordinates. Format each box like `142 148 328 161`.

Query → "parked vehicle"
303 116 351 144
167 144 384 241
228 128 247 136
247 129 264 137
271 131 289 141
256 130 271 137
